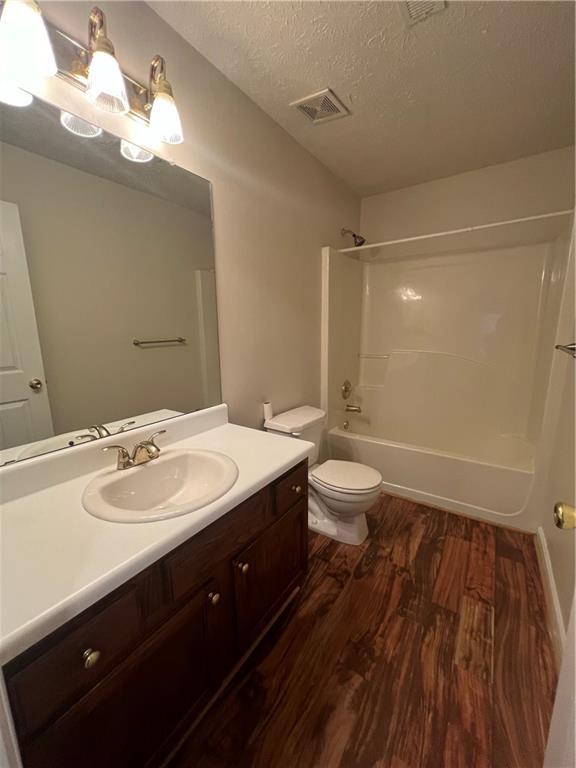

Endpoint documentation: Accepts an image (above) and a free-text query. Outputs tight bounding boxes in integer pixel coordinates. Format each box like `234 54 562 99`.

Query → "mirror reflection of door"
0 201 54 451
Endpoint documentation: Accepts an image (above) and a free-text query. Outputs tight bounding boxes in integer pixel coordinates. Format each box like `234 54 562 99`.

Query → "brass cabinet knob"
237 562 250 575
82 648 101 670
291 485 302 494
208 591 221 605
554 502 576 530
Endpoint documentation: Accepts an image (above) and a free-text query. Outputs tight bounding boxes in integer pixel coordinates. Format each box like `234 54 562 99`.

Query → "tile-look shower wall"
33 2 359 429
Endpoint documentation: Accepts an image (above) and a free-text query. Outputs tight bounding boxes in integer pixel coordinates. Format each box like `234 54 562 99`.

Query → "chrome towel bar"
133 337 186 347
555 343 576 359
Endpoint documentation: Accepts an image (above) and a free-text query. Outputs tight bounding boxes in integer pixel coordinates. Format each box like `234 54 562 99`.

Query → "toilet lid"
310 460 382 492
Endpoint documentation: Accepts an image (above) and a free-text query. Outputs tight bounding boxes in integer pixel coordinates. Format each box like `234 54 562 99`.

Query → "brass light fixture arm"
148 54 174 106
88 7 114 57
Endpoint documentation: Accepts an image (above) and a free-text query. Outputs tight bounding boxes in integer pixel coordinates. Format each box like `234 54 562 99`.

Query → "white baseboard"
536 527 566 663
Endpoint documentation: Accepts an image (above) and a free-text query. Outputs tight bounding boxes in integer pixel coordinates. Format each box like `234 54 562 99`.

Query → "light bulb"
150 91 183 145
0 0 56 84
120 140 154 163
60 111 102 138
86 49 129 114
0 81 33 107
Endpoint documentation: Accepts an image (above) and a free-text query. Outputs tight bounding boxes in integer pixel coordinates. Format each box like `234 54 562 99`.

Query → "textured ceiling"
149 1 575 196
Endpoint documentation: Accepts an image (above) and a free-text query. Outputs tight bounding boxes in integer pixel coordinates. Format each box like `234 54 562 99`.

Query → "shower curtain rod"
337 209 574 254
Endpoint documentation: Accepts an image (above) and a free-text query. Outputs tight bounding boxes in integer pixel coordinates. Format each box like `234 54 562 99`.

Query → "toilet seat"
310 460 382 495
309 481 380 506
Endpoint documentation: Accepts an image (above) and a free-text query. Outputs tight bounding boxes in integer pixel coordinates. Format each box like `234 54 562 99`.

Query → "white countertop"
0 406 310 665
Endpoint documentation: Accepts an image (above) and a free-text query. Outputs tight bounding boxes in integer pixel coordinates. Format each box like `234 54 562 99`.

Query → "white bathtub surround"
0 404 311 664
321 207 573 528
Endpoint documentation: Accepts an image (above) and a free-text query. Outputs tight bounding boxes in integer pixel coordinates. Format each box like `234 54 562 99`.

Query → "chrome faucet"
345 404 362 414
103 430 167 470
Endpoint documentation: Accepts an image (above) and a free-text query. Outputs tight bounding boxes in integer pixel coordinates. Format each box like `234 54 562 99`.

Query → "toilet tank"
264 406 326 464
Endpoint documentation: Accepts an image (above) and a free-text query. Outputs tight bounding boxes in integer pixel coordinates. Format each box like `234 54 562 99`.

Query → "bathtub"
328 427 534 523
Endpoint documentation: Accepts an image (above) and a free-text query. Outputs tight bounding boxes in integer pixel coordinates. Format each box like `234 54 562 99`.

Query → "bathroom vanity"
0 407 311 767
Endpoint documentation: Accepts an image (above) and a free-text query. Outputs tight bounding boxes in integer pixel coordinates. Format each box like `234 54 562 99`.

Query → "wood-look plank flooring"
170 495 558 768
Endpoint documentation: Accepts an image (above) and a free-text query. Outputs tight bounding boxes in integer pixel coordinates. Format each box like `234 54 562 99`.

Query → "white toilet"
265 406 382 545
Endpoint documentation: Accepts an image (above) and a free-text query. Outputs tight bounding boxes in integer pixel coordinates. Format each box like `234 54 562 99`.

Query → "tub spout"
345 404 362 413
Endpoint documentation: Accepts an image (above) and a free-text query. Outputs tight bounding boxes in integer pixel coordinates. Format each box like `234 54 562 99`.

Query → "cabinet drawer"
166 488 269 603
274 462 308 517
22 590 210 768
7 589 141 739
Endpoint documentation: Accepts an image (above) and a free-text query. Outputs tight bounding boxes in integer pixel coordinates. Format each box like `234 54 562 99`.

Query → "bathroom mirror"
0 97 220 464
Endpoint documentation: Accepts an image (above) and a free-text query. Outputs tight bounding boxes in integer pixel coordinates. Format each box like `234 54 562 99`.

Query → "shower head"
341 228 366 247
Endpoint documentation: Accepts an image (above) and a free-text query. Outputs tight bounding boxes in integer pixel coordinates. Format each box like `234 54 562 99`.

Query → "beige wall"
32 1 359 429
361 147 575 242
0 141 216 433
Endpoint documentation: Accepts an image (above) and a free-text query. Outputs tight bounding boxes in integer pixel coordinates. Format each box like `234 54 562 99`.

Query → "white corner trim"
536 527 566 661
320 247 331 414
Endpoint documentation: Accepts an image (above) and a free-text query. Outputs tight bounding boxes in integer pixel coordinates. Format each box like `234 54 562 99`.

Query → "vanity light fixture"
86 7 129 114
60 110 102 138
120 139 154 163
148 55 183 145
0 0 56 84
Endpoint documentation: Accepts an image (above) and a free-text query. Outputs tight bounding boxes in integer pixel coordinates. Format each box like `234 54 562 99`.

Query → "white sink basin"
82 449 239 523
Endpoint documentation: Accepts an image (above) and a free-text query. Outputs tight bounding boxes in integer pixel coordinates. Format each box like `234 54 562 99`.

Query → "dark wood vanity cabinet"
3 461 308 768
233 499 307 648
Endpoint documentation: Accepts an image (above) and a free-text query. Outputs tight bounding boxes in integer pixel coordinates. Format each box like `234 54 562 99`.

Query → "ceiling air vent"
401 0 446 26
290 89 350 125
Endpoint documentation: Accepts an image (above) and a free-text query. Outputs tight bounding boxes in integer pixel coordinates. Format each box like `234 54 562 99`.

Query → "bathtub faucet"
345 404 362 414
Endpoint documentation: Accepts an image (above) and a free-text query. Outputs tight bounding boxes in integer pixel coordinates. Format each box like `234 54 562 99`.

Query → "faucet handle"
131 430 166 464
145 429 167 448
116 420 136 434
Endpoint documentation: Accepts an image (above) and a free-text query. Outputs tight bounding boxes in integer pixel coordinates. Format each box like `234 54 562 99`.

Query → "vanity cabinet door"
233 498 307 648
23 584 217 768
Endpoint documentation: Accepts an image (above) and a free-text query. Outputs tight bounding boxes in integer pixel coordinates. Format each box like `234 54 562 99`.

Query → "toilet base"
307 495 369 545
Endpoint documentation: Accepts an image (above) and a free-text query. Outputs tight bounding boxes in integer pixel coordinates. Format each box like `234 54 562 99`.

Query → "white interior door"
0 201 53 450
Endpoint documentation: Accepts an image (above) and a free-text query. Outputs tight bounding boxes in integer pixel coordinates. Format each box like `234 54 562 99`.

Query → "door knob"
28 378 43 391
554 502 576 530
